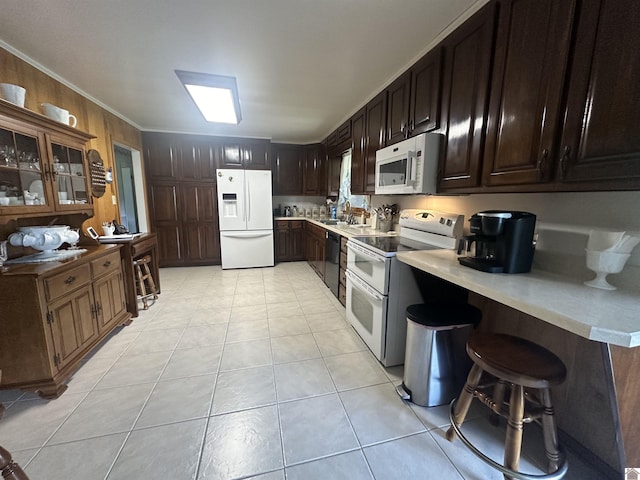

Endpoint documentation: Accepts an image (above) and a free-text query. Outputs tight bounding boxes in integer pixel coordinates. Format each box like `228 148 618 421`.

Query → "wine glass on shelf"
0 240 8 272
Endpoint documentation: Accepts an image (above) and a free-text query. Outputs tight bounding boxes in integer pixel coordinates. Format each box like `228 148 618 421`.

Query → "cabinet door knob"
103 260 111 267
64 275 76 285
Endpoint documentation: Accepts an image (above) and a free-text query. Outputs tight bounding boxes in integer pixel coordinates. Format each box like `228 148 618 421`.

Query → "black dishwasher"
325 231 340 298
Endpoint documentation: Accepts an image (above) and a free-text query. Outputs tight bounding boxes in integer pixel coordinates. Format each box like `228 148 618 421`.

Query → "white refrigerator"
217 169 274 269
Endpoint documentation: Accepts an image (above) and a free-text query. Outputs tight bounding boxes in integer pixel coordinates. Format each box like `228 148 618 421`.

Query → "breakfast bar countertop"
396 249 640 348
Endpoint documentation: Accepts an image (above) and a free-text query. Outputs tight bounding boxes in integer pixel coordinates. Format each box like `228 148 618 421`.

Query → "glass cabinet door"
51 143 90 206
0 127 48 207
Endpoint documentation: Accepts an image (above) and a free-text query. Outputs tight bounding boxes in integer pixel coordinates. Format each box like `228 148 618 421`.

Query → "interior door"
115 145 139 233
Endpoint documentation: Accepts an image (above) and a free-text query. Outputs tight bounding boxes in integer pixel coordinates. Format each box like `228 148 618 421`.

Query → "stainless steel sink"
319 219 339 225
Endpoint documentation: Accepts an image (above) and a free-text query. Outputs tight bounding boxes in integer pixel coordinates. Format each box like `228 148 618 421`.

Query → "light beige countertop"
274 217 397 238
396 249 640 348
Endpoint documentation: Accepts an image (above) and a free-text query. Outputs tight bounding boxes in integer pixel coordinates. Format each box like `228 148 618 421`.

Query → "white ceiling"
0 0 484 144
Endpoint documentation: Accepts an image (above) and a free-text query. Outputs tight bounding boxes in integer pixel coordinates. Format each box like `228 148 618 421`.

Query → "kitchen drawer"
276 220 289 230
339 283 346 306
290 221 303 229
90 251 121 278
341 237 348 254
44 263 92 302
131 237 156 257
340 251 347 271
340 268 346 287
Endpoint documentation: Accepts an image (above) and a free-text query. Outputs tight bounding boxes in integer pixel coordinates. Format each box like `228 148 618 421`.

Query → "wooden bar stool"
446 332 568 480
133 255 158 310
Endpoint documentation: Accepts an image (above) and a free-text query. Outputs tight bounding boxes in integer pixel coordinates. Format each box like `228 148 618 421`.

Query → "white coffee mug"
41 103 77 127
102 225 115 237
0 84 26 108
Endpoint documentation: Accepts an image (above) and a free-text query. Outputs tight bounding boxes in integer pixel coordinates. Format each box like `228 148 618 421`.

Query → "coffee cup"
102 225 115 237
41 103 77 127
0 84 26 108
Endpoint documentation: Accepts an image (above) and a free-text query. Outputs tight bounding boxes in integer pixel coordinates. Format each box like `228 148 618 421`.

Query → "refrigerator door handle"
221 231 272 239
246 182 251 222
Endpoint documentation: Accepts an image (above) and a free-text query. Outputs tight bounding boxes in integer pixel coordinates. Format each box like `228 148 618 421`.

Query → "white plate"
29 180 44 197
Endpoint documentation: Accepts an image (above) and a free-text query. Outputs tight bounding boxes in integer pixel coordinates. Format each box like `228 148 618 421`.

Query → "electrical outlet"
112 195 117 205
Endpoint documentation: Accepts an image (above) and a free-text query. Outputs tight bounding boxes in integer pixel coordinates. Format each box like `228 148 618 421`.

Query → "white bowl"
584 249 631 290
585 249 631 274
8 225 78 254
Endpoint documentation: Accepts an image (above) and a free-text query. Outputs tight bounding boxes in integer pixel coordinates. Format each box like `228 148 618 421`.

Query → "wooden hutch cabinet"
0 101 131 399
0 101 94 218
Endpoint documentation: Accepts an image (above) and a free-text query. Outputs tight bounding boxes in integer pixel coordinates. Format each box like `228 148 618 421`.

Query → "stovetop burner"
350 235 440 257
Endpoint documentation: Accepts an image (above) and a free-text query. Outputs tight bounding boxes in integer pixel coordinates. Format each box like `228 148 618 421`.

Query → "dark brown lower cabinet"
275 220 304 262
304 222 326 280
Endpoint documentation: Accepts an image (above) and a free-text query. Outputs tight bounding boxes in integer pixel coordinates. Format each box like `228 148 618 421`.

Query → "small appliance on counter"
457 211 536 274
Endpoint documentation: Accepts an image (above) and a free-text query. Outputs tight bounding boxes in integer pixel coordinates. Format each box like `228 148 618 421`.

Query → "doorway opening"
113 143 148 233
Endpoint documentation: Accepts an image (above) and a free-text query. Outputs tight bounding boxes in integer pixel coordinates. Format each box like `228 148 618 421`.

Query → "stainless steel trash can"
396 303 481 407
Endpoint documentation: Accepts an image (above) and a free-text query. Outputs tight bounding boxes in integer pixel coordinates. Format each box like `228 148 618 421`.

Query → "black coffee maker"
457 211 536 273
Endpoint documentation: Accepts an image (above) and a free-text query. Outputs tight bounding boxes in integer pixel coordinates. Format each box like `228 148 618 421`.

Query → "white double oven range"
345 209 464 367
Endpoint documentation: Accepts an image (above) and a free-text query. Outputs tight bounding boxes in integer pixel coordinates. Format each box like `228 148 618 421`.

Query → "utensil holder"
378 218 392 232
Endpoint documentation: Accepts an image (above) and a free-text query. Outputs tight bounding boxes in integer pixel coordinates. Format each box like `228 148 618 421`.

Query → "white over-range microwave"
374 132 443 195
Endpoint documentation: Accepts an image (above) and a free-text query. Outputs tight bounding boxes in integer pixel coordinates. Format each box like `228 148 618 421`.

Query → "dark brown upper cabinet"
302 144 326 195
363 91 387 194
557 0 640 190
219 139 270 170
272 143 303 195
409 47 443 136
180 138 218 181
144 132 180 181
482 0 576 188
438 2 497 191
386 72 411 146
350 107 367 195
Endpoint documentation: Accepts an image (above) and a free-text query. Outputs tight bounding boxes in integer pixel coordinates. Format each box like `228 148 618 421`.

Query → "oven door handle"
347 243 385 262
346 270 384 301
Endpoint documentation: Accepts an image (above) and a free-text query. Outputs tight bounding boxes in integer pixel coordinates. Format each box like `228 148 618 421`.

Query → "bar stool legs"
540 389 562 472
446 363 483 442
504 384 525 474
134 255 158 310
446 333 568 480
0 446 29 480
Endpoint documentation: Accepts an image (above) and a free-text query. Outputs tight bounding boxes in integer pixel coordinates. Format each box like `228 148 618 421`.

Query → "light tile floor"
0 262 605 479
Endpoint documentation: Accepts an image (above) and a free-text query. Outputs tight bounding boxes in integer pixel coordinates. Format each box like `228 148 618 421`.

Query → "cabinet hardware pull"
537 148 549 180
96 302 102 314
103 260 111 267
64 275 76 285
43 163 51 181
560 146 571 179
